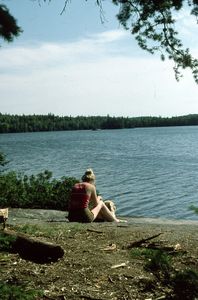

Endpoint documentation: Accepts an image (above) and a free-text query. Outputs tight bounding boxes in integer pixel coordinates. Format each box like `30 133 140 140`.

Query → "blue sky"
0 0 198 117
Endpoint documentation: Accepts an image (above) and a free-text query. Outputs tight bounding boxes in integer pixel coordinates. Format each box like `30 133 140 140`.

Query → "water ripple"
1 127 198 220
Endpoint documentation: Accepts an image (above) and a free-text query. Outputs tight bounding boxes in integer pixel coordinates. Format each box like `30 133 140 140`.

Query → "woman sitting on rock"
68 169 121 223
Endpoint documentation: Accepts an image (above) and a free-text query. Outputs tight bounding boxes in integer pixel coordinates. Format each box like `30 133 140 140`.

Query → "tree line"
1 113 198 133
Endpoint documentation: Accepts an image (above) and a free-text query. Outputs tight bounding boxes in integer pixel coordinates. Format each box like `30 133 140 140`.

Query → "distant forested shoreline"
1 113 198 133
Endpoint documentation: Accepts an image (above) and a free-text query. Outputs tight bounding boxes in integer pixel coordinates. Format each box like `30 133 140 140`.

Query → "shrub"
0 170 79 210
0 152 9 172
172 269 198 300
0 171 26 207
131 248 172 276
189 204 198 215
145 249 171 273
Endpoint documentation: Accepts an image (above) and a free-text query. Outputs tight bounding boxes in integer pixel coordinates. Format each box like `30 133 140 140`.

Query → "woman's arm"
90 184 102 207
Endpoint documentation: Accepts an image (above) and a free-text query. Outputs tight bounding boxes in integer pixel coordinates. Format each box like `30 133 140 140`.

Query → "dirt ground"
1 210 198 300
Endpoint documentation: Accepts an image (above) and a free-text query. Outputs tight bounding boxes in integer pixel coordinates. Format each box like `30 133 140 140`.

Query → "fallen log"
1 229 64 263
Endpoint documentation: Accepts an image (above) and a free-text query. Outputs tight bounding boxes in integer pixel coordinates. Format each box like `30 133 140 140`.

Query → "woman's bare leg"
91 201 103 220
104 200 116 219
95 201 116 221
91 201 119 222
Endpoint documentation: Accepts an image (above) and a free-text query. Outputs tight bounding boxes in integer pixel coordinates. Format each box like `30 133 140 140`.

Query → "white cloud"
89 30 128 42
0 29 130 71
0 29 198 117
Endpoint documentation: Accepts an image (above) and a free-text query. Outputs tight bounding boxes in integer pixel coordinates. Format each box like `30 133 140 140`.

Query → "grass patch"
15 224 53 237
12 222 86 239
131 248 156 259
145 249 172 273
131 248 172 275
0 282 43 300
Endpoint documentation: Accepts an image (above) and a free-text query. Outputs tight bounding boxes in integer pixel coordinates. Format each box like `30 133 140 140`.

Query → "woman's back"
69 183 90 210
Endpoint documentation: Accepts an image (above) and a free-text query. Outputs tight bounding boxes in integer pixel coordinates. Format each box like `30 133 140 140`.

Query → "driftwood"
125 232 164 249
2 229 64 263
125 232 186 254
142 241 186 254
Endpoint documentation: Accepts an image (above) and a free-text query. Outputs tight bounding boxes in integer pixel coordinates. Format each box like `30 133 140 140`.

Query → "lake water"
1 126 198 221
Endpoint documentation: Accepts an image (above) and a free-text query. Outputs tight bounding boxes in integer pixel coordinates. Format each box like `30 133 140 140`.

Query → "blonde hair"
81 168 95 182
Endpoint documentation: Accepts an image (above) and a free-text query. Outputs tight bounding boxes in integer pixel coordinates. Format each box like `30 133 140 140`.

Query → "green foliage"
0 281 43 300
0 169 79 210
189 204 198 214
144 249 172 274
0 233 16 251
130 247 198 299
111 0 198 83
131 248 172 274
131 247 152 258
1 113 198 133
0 152 9 173
172 269 198 300
0 152 8 167
0 4 22 43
